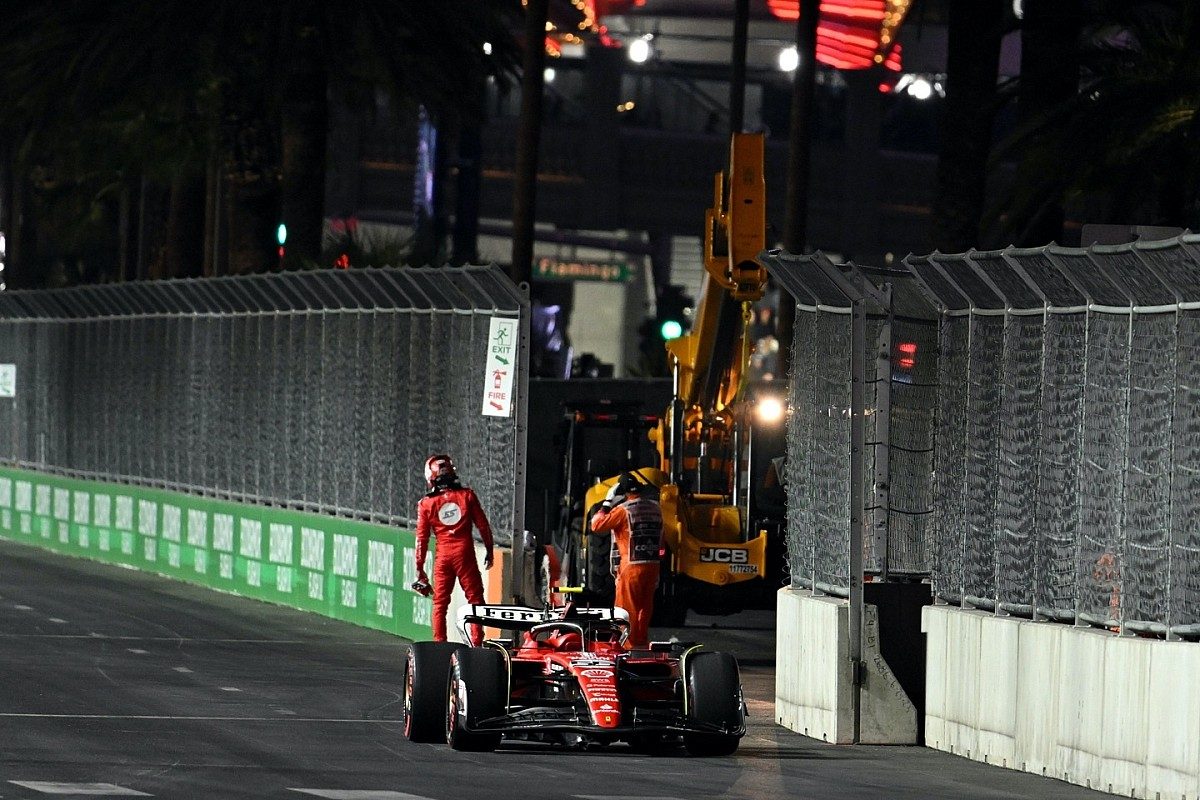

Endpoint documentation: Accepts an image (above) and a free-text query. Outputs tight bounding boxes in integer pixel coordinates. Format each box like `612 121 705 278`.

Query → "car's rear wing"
455 603 630 639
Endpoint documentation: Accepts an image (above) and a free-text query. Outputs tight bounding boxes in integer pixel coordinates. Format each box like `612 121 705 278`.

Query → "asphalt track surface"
0 538 1111 800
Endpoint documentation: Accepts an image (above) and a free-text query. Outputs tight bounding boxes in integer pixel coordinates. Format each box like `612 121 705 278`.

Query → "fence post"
872 283 892 581
849 294 866 743
512 284 531 604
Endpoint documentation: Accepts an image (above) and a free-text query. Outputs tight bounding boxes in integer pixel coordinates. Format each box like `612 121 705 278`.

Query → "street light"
628 35 653 64
778 46 799 72
755 396 785 425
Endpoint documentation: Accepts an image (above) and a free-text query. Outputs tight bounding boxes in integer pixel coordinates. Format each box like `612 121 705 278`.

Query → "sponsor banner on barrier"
0 466 432 641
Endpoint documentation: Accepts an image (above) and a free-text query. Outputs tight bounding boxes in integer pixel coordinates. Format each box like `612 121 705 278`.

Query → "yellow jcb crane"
579 132 782 618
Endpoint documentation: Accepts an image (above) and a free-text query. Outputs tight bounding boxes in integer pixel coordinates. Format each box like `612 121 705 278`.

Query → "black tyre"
583 520 616 600
404 642 467 744
683 651 744 757
446 648 507 752
652 574 688 626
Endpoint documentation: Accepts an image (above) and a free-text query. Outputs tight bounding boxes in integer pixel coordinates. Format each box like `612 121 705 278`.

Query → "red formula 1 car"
402 601 746 756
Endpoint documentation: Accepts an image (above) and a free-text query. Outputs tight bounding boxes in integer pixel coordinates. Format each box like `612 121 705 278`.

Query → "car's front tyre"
446 648 506 752
404 642 468 743
682 651 744 757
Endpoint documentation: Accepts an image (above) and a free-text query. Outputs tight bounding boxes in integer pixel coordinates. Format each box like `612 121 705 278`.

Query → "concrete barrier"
776 587 918 744
924 605 1200 799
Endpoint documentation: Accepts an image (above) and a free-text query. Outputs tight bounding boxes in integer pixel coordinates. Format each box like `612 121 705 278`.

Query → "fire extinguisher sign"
482 316 517 417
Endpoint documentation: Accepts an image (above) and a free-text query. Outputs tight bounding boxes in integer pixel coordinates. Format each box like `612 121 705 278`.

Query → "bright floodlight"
756 397 785 424
483 41 493 55
908 78 933 100
544 67 556 83
778 46 799 72
628 36 652 64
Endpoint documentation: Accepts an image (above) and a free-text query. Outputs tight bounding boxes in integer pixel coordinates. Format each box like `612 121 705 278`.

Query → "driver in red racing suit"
415 454 494 646
590 473 663 650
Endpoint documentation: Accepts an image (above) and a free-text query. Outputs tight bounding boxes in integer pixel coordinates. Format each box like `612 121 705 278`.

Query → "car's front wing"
469 705 746 738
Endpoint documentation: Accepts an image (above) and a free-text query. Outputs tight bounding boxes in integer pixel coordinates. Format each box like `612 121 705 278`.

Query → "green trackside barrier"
0 466 433 640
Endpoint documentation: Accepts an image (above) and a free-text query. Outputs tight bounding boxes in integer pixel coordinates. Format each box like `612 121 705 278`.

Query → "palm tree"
931 0 1007 253
0 1 522 283
989 0 1200 241
1006 0 1084 246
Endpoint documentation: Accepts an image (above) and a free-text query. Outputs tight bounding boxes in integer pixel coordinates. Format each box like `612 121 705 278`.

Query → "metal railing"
0 266 528 545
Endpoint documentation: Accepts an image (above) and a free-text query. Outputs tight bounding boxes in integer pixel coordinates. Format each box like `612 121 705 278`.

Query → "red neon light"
767 0 906 71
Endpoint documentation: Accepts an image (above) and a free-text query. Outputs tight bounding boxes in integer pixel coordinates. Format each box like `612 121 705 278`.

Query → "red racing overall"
590 492 663 649
415 486 494 646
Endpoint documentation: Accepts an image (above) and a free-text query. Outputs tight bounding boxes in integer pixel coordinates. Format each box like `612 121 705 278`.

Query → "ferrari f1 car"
402 601 746 755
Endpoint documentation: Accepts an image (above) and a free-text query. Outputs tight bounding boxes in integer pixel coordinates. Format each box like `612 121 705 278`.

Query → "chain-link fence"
907 234 1200 637
762 251 939 595
0 266 527 544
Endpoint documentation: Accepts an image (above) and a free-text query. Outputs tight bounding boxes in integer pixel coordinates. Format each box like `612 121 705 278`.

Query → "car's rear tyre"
404 642 467 743
446 648 507 752
683 651 743 757
652 574 688 627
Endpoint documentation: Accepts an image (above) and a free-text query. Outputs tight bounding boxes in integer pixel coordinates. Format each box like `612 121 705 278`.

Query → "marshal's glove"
601 482 625 511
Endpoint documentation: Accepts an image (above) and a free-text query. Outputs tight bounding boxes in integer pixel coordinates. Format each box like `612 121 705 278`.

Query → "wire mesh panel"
810 312 853 589
770 251 940 595
0 266 526 545
785 308 817 588
1172 310 1200 634
994 313 1044 611
911 236 1200 636
886 316 937 574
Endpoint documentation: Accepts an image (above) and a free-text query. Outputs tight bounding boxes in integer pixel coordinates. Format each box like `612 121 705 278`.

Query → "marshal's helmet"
617 472 644 496
424 454 458 488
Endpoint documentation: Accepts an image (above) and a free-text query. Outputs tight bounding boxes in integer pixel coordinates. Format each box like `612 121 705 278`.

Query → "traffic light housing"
656 284 693 341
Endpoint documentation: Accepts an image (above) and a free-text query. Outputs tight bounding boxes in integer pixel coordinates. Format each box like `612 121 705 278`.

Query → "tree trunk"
932 0 1006 253
729 0 750 133
225 176 277 275
157 173 206 278
1013 0 1082 246
511 0 549 285
777 0 819 380
452 78 486 267
279 6 328 268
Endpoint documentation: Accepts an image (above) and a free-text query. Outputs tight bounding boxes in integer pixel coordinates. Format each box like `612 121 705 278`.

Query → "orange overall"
590 494 663 649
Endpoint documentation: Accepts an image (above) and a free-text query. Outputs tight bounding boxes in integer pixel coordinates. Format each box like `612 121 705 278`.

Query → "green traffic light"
660 319 683 340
